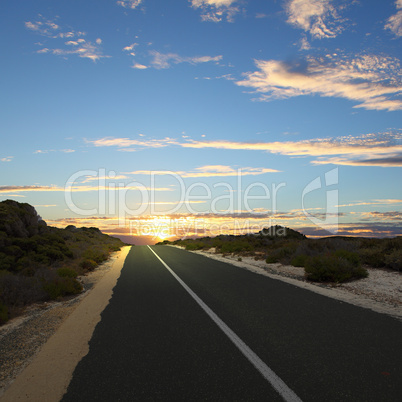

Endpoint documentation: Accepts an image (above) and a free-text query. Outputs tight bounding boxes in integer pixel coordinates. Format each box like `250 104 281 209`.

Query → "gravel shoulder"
178 246 402 322
0 246 131 399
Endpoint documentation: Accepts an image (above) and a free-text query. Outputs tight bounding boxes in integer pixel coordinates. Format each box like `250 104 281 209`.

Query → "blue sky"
1 0 402 243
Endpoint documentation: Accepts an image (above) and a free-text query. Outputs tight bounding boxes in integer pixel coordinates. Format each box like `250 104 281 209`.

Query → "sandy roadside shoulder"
0 245 131 402
172 246 402 322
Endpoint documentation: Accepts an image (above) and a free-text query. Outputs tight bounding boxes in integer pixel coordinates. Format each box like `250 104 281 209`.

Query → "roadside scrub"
158 226 401 284
0 200 127 325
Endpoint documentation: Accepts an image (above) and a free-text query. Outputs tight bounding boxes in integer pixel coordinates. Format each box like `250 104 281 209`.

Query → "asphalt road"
62 245 402 401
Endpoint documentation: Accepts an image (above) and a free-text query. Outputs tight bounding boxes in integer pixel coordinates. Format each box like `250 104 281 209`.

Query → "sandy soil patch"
176 246 402 321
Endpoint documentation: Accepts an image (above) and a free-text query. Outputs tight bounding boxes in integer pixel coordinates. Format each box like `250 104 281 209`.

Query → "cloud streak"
362 211 402 221
86 131 402 167
0 184 173 195
181 132 402 167
127 165 280 177
149 51 222 69
123 43 138 55
85 136 176 149
285 0 344 38
25 15 109 62
117 0 143 9
385 0 402 37
339 199 402 207
0 185 65 193
34 149 75 154
190 0 240 22
236 54 402 111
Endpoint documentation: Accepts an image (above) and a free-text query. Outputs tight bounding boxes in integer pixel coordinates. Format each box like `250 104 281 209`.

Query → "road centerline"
147 245 302 402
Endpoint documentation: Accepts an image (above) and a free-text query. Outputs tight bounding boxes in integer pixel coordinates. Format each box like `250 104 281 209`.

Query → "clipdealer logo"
64 167 339 237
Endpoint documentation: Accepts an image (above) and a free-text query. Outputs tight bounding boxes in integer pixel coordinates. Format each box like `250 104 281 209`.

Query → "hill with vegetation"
0 200 127 325
158 225 401 283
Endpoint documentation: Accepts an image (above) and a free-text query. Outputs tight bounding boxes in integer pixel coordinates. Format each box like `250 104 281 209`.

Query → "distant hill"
158 225 306 251
0 200 127 325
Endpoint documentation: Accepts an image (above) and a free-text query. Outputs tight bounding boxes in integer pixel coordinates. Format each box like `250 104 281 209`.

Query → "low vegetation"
0 200 127 325
158 225 402 284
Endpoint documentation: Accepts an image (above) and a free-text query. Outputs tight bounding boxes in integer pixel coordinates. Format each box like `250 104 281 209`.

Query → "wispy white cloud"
34 149 75 154
127 165 279 177
337 199 402 208
25 17 62 37
285 0 344 39
361 211 402 221
85 131 402 168
0 185 65 193
312 155 402 167
25 15 109 62
236 54 402 111
85 136 176 149
80 175 128 183
190 0 240 22
1 156 13 162
0 184 172 194
123 42 138 55
123 42 147 68
181 132 402 167
385 0 402 37
299 36 311 50
149 51 222 69
117 0 143 9
25 16 84 39
132 63 148 69
46 39 108 62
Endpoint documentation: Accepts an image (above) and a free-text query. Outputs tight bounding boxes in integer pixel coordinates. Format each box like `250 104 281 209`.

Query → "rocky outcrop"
0 200 47 238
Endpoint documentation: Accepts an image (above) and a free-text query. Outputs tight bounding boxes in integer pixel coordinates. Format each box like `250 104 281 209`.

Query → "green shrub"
42 277 82 300
291 254 309 267
0 273 46 307
57 267 78 278
13 238 37 252
0 253 15 271
219 241 252 254
212 238 223 248
4 245 24 258
358 248 385 268
37 245 66 261
80 259 98 271
185 242 206 251
266 247 294 264
385 249 402 271
32 253 50 265
45 248 65 261
305 254 368 283
82 248 108 264
266 254 279 264
0 301 8 325
333 249 360 267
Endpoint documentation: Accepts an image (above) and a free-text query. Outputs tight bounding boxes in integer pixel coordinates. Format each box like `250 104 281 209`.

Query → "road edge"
0 245 132 402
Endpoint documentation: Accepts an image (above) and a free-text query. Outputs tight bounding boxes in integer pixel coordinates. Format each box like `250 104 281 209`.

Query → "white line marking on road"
147 246 302 402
